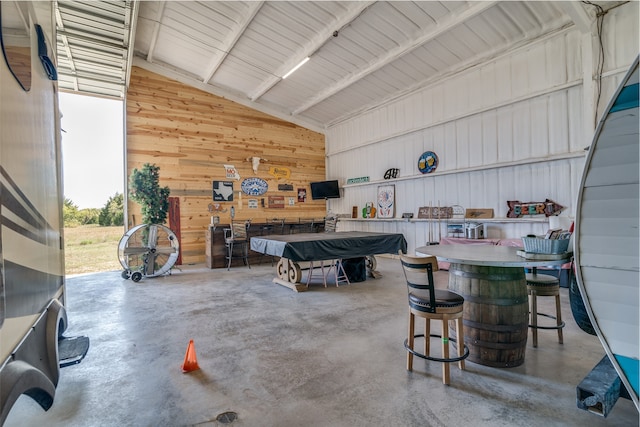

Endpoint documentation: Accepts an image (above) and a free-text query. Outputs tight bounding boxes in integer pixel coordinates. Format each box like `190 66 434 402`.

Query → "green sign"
346 176 370 184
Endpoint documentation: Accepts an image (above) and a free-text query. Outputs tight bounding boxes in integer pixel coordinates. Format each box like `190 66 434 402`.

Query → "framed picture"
213 181 234 201
377 185 395 218
298 188 307 202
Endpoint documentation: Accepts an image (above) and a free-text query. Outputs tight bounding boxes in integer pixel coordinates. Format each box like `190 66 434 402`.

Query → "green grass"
64 225 125 275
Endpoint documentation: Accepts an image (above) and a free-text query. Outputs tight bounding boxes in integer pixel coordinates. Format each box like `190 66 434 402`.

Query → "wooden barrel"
448 263 529 368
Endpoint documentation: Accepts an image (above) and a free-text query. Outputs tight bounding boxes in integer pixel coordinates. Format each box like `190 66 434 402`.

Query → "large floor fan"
118 224 180 282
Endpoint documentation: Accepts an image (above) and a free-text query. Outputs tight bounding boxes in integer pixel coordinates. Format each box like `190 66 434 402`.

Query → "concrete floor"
5 257 638 427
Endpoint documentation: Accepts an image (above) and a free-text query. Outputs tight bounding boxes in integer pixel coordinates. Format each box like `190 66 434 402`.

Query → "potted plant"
128 163 170 225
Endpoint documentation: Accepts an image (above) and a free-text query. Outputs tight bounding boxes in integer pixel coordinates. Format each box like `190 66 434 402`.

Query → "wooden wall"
126 67 326 264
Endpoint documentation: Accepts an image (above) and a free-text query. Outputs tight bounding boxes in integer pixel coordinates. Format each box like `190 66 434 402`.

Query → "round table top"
415 244 571 268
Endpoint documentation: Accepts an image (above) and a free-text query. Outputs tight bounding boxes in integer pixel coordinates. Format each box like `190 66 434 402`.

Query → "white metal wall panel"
327 28 583 152
325 27 589 249
601 2 640 72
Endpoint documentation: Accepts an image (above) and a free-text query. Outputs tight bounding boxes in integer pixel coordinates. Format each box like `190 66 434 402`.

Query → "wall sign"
241 177 268 195
269 166 290 179
268 196 285 208
418 206 453 219
298 188 307 202
224 164 240 180
248 199 258 209
278 183 294 191
212 181 233 201
465 208 494 219
418 151 438 174
507 199 564 218
347 176 369 184
383 168 399 179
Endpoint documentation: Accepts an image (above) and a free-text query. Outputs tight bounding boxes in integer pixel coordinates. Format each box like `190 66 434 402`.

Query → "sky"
59 92 124 209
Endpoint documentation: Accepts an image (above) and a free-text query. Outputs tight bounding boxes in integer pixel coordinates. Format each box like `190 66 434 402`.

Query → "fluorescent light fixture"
282 57 309 79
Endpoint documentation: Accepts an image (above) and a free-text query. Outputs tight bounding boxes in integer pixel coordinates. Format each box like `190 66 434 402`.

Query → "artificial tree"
128 163 170 225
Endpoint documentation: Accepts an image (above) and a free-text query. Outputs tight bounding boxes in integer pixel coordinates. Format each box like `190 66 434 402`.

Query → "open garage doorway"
59 92 125 275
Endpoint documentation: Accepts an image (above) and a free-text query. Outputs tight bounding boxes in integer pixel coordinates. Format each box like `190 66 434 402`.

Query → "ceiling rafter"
291 1 498 116
54 0 78 91
124 1 139 91
249 1 375 102
556 1 594 33
202 1 264 84
146 1 166 63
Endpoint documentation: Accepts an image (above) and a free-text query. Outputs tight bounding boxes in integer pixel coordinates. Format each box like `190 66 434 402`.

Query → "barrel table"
416 244 570 368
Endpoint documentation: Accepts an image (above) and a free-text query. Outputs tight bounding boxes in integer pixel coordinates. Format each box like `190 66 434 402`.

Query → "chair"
526 266 565 347
306 216 349 287
225 221 251 270
399 251 469 385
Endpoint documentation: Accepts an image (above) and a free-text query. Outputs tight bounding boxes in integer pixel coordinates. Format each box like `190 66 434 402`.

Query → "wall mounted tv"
310 180 341 200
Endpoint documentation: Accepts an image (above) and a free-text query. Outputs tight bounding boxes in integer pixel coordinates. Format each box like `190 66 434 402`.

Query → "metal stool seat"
526 271 565 348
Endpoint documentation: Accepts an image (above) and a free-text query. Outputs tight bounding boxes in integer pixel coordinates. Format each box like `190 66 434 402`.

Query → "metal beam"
557 1 594 33
54 1 78 91
202 1 264 84
146 1 166 63
249 1 375 102
292 1 498 116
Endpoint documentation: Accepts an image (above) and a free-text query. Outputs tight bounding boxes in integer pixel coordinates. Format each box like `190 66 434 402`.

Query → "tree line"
64 192 124 227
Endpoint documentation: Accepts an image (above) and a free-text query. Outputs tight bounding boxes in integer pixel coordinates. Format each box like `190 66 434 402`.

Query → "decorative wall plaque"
418 151 438 174
278 183 294 191
377 185 395 218
241 177 268 195
465 208 494 219
506 199 564 218
224 164 240 180
268 196 285 208
269 166 291 179
212 181 233 201
383 168 399 179
417 206 453 219
347 176 369 184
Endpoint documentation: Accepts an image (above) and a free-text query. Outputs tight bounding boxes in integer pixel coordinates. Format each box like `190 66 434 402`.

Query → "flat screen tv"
310 180 341 200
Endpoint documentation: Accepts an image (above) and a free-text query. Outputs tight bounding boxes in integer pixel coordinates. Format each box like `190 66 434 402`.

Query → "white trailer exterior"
0 2 85 423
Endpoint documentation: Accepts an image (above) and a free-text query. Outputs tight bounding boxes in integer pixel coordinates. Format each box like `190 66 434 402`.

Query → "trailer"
0 1 88 423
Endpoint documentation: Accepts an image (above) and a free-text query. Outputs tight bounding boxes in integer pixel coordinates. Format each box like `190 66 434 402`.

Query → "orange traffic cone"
181 339 200 373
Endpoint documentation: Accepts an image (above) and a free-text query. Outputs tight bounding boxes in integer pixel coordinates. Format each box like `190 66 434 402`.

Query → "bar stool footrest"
404 334 470 363
529 312 566 330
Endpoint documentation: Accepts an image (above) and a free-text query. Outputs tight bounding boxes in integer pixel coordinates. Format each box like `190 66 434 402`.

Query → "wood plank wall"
126 67 327 264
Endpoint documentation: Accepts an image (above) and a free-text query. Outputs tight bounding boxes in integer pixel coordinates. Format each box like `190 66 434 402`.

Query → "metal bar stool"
526 267 565 347
224 221 251 270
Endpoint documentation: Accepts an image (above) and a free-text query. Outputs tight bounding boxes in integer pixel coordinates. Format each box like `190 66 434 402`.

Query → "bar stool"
526 268 565 347
399 251 469 385
224 221 251 270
